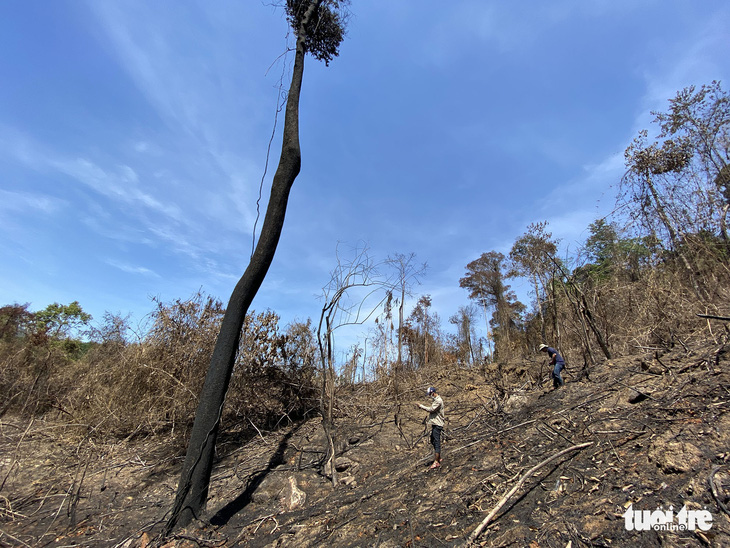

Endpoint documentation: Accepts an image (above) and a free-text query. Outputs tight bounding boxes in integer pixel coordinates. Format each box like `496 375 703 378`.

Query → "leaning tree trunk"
720 203 729 248
533 274 546 341
645 170 704 298
165 1 320 532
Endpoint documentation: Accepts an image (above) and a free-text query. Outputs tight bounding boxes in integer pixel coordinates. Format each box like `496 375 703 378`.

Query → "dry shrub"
519 238 730 370
0 304 75 416
226 313 319 432
0 292 320 449
568 252 730 360
57 293 221 442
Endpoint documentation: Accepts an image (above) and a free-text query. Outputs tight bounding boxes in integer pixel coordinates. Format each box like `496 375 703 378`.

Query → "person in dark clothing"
539 344 565 389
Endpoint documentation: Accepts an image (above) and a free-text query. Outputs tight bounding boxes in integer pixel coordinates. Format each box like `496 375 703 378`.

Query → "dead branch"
464 442 593 546
449 438 485 457
0 527 33 548
449 419 539 457
709 466 730 518
68 451 92 528
563 392 613 411
173 532 228 547
496 418 537 435
697 314 730 321
539 422 574 445
0 495 27 521
394 413 413 450
653 351 671 372
626 368 663 377
535 424 554 441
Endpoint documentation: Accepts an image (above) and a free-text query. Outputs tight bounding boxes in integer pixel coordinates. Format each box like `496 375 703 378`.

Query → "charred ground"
2 334 729 547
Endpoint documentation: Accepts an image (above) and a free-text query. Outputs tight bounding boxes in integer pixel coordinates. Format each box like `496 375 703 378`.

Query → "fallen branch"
697 314 730 321
173 533 228 547
464 442 593 546
496 419 537 435
0 417 34 493
0 527 33 548
448 419 539 457
709 466 730 518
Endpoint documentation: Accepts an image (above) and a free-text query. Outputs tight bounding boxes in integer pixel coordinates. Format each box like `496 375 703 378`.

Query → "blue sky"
1 1 728 347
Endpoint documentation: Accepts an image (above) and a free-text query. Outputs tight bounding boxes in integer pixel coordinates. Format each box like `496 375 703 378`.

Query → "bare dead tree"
552 258 612 361
317 242 388 486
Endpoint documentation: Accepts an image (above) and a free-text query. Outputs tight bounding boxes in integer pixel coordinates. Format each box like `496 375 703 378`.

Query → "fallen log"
464 441 593 546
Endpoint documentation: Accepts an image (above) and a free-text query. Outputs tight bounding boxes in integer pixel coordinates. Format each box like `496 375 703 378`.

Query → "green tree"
509 221 557 340
167 0 350 531
460 252 522 359
35 301 92 340
449 305 478 366
581 219 658 283
584 219 619 273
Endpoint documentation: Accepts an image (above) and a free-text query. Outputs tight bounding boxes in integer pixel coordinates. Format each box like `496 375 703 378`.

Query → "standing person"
418 387 445 469
539 344 565 389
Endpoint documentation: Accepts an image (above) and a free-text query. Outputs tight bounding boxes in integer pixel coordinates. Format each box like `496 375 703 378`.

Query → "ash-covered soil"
2 338 729 547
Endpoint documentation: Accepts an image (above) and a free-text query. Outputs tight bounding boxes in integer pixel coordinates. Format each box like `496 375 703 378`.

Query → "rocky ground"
1 336 729 547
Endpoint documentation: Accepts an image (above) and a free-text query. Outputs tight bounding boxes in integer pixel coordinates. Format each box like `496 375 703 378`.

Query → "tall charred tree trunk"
165 2 320 532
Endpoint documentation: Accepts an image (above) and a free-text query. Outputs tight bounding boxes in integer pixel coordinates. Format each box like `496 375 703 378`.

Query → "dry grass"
0 293 319 452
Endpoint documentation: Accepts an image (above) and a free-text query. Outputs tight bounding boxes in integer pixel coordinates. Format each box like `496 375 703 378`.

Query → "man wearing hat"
418 387 445 469
539 344 565 389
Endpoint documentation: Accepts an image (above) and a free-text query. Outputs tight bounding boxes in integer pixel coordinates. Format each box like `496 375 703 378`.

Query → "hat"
538 344 548 351
427 387 436 395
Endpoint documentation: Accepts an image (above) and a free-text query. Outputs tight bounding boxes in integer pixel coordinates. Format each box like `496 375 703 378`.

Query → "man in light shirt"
418 386 445 469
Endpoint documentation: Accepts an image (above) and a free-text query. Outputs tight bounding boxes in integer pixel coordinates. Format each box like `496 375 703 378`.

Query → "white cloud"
132 140 161 155
85 1 273 228
540 152 624 245
0 189 66 214
51 158 184 221
433 0 649 58
106 259 161 278
1 127 184 224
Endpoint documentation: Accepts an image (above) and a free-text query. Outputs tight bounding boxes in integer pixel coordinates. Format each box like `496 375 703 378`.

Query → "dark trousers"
430 425 443 454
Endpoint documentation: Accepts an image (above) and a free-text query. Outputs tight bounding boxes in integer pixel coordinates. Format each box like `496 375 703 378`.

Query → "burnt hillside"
2 334 729 547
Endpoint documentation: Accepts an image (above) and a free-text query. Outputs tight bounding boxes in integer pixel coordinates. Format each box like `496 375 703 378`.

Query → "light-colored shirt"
419 394 444 427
